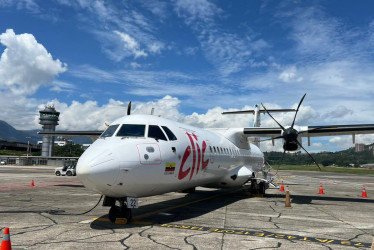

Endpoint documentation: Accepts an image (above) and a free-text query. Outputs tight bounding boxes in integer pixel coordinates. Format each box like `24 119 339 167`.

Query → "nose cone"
77 148 120 193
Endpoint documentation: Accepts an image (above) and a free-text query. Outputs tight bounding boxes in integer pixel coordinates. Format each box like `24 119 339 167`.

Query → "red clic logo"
178 132 209 180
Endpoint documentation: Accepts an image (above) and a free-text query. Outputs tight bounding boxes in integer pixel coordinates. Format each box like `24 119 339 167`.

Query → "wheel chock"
285 190 291 208
115 218 128 225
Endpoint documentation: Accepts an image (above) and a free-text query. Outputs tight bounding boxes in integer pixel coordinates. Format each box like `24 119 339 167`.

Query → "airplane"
39 94 374 223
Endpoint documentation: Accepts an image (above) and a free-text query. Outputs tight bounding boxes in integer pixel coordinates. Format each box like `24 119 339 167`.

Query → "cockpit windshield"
116 124 146 137
100 124 119 138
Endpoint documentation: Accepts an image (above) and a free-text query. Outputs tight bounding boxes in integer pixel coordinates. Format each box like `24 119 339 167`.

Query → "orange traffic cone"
362 185 368 198
0 227 12 250
318 183 325 194
31 180 35 187
280 181 285 192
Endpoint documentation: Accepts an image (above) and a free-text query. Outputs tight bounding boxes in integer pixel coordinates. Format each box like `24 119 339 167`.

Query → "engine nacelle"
282 135 302 151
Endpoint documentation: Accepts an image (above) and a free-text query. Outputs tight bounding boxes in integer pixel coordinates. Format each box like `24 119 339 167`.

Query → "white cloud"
0 92 40 129
0 0 39 12
328 134 374 150
174 0 222 24
114 31 147 59
38 99 127 131
278 66 303 83
322 105 353 119
0 29 67 95
174 0 270 77
130 62 141 69
148 42 164 54
56 1 165 62
312 142 322 148
36 96 253 131
50 80 76 93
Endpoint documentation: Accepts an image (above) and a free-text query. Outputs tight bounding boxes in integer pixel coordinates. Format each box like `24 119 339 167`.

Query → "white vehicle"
0 160 6 165
39 95 374 223
55 164 76 176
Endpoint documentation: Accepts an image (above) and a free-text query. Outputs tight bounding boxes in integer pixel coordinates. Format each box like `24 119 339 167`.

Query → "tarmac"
0 165 373 249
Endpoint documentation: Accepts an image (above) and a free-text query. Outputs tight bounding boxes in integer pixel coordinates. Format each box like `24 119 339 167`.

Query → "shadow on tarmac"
266 193 374 204
90 187 252 230
89 189 374 230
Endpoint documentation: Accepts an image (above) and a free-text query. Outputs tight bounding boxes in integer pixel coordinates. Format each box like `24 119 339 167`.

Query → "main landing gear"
250 179 267 196
103 197 132 223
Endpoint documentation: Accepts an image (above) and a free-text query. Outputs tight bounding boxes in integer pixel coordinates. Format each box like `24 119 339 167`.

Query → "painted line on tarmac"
160 223 371 248
89 218 370 248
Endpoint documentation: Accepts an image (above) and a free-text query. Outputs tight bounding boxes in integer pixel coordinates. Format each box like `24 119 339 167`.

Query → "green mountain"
0 120 41 144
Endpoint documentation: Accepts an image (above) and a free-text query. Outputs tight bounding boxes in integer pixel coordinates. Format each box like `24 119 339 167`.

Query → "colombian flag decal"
165 162 176 175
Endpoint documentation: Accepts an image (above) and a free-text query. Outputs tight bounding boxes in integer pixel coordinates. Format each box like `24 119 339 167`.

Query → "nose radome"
77 149 120 193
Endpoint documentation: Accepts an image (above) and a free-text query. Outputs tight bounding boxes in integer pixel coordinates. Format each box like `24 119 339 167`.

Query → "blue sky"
1 0 374 152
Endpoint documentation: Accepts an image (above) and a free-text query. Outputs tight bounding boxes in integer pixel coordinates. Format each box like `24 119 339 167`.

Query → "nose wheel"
108 199 132 223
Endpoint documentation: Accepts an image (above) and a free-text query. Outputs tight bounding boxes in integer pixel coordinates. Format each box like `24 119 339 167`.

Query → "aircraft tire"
109 205 120 222
66 171 72 176
259 182 265 195
109 205 132 223
121 207 132 221
55 171 61 176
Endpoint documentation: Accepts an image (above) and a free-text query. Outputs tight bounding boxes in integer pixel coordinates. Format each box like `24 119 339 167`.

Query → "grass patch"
277 165 374 175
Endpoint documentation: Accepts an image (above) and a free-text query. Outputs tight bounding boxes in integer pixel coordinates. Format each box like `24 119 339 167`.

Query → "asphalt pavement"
0 165 373 249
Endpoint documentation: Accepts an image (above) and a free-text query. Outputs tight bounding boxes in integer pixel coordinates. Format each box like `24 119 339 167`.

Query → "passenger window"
148 125 167 141
116 124 145 137
101 124 119 138
162 126 177 141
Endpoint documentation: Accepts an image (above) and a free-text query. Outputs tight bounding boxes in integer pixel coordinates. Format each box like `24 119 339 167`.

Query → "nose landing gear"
104 197 133 223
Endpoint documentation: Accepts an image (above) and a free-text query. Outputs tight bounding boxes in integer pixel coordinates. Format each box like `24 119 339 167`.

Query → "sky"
1 0 374 152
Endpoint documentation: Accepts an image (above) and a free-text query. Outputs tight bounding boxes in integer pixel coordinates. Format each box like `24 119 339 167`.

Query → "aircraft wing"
243 124 374 137
38 131 104 142
244 124 374 137
243 124 374 145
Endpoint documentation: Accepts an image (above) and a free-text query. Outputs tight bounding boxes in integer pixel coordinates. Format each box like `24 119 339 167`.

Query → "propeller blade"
127 101 132 116
295 140 321 171
291 93 306 128
261 103 286 131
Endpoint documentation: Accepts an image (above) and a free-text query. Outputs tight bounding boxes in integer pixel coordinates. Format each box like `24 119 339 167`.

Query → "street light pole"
26 137 31 165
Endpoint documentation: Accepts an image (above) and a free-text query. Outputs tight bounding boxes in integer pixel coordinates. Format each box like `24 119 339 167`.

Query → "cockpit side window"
116 124 145 137
100 124 119 138
161 126 177 141
148 125 167 141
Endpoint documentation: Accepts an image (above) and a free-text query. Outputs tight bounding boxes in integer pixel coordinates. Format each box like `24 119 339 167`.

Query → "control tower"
39 105 60 157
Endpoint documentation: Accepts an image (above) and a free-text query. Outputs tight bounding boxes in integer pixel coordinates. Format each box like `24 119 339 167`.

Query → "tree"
53 144 84 157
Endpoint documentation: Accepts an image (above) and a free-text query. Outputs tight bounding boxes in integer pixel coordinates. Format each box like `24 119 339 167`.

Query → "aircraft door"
207 141 214 164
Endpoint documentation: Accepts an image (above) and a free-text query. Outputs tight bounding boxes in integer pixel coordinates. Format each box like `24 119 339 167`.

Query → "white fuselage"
76 115 264 198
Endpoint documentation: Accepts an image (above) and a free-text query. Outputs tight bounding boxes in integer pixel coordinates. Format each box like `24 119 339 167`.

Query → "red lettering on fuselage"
178 132 210 180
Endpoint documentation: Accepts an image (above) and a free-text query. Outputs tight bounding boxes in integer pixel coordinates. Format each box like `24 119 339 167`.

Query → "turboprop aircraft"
39 94 374 222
